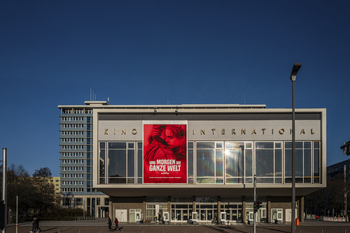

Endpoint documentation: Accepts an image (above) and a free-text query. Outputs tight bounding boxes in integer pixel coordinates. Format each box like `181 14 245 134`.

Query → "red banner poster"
143 124 187 183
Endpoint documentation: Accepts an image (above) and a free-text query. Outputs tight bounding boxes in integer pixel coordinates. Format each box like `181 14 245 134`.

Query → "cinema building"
88 101 326 224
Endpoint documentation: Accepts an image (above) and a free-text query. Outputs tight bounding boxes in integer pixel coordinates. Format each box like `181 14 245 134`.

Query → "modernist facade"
89 102 326 224
327 159 350 180
58 102 109 217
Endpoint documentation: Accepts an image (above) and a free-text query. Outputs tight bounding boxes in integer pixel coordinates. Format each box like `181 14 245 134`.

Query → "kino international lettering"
103 127 316 136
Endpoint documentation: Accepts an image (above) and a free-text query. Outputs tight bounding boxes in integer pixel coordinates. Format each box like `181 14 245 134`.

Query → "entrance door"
115 209 127 222
200 209 206 221
271 209 283 223
175 209 189 221
183 209 188 221
248 212 254 222
285 209 297 222
198 209 214 222
260 208 267 222
207 209 213 221
176 209 182 221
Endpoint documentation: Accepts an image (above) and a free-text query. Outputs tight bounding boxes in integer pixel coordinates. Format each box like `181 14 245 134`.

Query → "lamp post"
290 63 302 233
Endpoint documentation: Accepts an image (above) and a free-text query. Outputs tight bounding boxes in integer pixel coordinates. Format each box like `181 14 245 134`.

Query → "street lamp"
290 63 302 233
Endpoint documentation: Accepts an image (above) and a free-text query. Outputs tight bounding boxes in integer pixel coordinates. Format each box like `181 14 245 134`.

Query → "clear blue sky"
1 0 349 177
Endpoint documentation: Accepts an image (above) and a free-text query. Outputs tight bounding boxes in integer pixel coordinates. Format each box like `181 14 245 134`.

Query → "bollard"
79 229 81 233
58 229 60 233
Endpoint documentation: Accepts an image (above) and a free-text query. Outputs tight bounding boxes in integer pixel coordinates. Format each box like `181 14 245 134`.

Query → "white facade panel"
98 120 321 141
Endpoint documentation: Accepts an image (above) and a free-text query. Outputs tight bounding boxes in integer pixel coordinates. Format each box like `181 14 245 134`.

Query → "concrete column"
143 196 146 223
217 196 221 222
109 197 113 220
242 196 246 224
267 196 271 223
168 196 171 223
299 196 304 222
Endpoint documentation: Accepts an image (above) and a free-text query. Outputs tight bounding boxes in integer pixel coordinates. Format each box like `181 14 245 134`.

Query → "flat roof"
58 102 267 109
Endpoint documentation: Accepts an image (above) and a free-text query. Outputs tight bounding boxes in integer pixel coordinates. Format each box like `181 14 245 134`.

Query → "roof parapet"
84 101 109 106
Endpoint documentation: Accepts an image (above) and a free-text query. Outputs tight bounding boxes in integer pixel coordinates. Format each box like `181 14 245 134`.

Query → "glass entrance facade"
221 203 243 222
171 203 193 222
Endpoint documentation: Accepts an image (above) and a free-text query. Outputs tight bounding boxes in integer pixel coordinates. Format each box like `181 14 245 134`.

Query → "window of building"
101 142 138 184
188 142 194 183
76 198 83 206
285 141 316 184
196 142 223 184
225 142 253 184
255 142 282 183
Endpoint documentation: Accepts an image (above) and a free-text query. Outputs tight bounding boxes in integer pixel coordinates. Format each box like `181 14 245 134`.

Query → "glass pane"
197 177 215 183
216 150 223 177
108 150 126 177
304 149 311 177
245 149 252 176
99 149 105 180
256 142 273 149
128 150 134 177
108 178 127 183
188 150 193 177
216 178 223 183
257 178 274 183
304 142 311 148
314 142 319 148
296 149 303 176
197 150 215 177
138 149 142 179
226 177 243 183
275 178 282 183
201 210 206 220
314 147 320 183
226 146 244 177
285 149 292 177
109 142 126 149
216 142 223 148
207 209 213 220
197 142 215 148
188 142 193 149
296 142 303 148
256 149 273 177
183 210 188 220
226 142 244 149
275 149 282 177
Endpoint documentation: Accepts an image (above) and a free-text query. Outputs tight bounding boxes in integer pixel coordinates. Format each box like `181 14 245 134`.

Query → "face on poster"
143 124 187 183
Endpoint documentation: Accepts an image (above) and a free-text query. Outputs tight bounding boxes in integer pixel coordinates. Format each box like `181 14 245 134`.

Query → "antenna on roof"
89 88 98 101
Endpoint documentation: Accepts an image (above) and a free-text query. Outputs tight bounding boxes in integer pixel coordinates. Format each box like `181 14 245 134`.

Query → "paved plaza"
6 219 350 233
